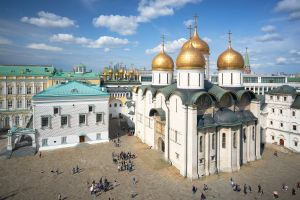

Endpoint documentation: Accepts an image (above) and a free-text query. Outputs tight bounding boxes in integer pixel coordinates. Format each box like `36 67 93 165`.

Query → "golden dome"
182 29 209 54
108 69 113 73
176 41 206 70
152 50 174 71
217 32 244 70
119 69 124 74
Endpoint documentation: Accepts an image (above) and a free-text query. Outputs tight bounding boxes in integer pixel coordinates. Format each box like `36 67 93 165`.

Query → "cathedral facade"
133 18 261 179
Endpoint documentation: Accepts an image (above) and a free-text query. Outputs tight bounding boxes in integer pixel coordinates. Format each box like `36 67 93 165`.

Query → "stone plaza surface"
0 126 300 199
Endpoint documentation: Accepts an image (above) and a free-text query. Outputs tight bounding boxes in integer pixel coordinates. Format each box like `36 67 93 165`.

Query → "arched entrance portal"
149 108 166 152
158 137 165 152
279 139 284 146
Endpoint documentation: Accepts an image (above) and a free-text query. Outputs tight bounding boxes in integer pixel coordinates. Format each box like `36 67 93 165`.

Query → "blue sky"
0 0 300 74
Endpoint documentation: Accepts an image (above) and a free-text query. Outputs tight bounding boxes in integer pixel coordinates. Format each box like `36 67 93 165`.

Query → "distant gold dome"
152 50 174 71
119 69 124 74
217 47 244 70
108 69 113 73
182 29 209 54
176 41 206 70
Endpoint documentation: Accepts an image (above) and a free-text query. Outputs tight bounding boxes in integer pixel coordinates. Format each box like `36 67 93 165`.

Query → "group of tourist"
112 151 136 172
192 184 209 199
230 177 263 196
89 177 119 198
72 165 80 174
113 137 121 147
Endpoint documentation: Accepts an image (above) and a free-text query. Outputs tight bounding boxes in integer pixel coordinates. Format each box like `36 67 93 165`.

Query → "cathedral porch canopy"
149 108 166 121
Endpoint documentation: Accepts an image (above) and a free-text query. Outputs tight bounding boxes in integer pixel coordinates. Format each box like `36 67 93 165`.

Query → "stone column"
204 131 210 176
180 106 188 178
165 102 170 161
236 128 241 170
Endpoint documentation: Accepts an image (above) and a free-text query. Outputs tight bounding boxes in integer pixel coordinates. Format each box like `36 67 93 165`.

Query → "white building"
133 19 261 180
32 81 110 150
261 85 300 152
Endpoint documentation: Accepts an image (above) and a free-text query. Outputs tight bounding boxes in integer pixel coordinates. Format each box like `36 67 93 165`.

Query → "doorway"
79 136 85 143
279 139 284 146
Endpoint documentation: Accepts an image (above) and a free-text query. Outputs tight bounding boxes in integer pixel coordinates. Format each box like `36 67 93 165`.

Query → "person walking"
201 192 206 200
57 194 62 200
258 184 261 193
192 185 197 194
292 188 296 195
249 185 252 193
244 184 247 195
39 152 42 158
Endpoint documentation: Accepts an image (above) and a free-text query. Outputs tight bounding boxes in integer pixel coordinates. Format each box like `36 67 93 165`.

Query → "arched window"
119 104 122 107
233 132 236 148
199 136 203 152
212 134 215 150
252 127 255 140
222 133 226 148
243 128 246 142
114 103 117 107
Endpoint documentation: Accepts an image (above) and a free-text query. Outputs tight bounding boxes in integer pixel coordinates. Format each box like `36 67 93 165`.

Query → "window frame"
222 133 226 148
61 136 67 144
41 116 50 128
42 138 48 146
96 113 103 123
61 115 68 127
79 114 86 125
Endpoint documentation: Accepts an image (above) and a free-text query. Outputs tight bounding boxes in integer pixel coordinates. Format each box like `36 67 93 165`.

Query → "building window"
15 116 20 126
88 105 93 112
17 86 22 94
272 108 275 113
199 158 204 164
119 104 122 107
233 132 237 148
272 136 274 140
54 107 59 115
212 134 215 150
114 103 117 107
280 123 283 127
199 136 203 152
295 141 298 147
252 127 255 140
41 116 49 128
270 121 273 125
293 125 297 131
8 100 12 109
97 133 102 140
7 87 12 95
222 133 226 148
292 111 295 116
26 87 31 94
79 114 86 125
284 96 287 101
96 113 103 123
175 152 179 159
17 100 22 108
109 104 112 107
61 136 67 144
26 100 31 108
211 156 215 161
270 95 273 100
61 116 68 126
243 128 247 142
42 139 48 146
277 96 280 100
280 109 282 114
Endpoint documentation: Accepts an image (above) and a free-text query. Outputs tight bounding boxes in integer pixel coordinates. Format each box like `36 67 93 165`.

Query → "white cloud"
50 34 129 49
145 38 187 54
203 37 212 43
276 56 288 64
275 0 300 12
261 25 276 32
27 43 63 51
93 15 138 35
0 37 12 45
21 11 77 28
275 0 300 21
124 48 131 51
256 33 283 42
93 0 201 35
104 48 110 52
50 33 91 45
289 49 300 55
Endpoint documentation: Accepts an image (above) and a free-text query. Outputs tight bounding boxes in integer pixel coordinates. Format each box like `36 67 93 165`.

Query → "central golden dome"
176 41 206 70
152 50 174 71
217 32 244 70
182 29 210 54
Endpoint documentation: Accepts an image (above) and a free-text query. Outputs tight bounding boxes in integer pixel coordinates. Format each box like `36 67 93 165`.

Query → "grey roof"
236 110 257 122
126 101 135 108
267 85 297 95
149 108 166 121
197 114 216 128
214 108 241 126
291 94 300 109
128 111 135 115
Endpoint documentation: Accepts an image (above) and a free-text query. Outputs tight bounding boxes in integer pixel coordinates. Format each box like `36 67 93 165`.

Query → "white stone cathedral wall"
177 69 205 89
218 70 243 87
109 98 122 118
152 71 173 86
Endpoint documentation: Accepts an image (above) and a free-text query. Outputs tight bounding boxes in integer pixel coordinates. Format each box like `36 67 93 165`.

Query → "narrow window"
79 114 86 125
61 116 68 126
88 105 93 112
42 139 48 146
292 111 295 116
272 136 274 140
284 96 287 101
96 113 103 123
199 136 203 152
41 116 49 128
280 123 283 127
243 128 246 142
252 127 255 141
295 141 298 147
231 73 233 84
54 107 59 115
293 125 297 131
199 73 201 86
97 133 102 140
233 132 236 148
114 103 117 107
280 109 282 114
222 133 226 148
212 134 215 150
187 73 190 86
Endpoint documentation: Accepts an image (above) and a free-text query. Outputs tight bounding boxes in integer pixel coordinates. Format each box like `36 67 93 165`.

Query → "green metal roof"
33 81 109 98
50 71 100 79
291 94 300 109
0 65 55 76
288 77 300 83
266 85 297 95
